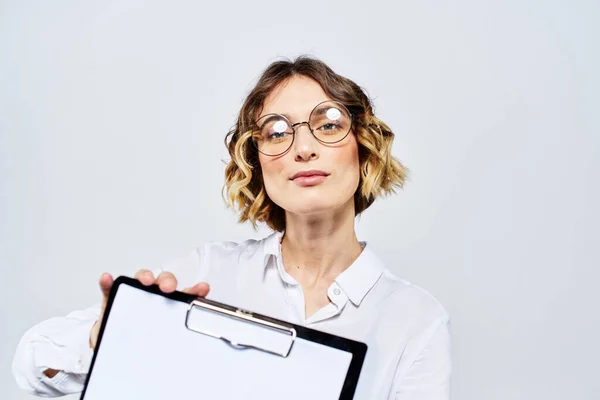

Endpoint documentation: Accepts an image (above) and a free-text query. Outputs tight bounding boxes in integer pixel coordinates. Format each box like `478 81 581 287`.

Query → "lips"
289 170 330 180
289 170 330 187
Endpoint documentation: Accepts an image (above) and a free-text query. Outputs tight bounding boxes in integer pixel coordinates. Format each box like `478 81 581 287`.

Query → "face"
257 75 360 217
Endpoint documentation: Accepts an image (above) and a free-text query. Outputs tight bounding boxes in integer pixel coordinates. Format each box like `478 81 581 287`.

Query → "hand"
89 270 210 349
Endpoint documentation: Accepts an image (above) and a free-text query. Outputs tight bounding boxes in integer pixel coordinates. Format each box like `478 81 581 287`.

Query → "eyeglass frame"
251 100 355 157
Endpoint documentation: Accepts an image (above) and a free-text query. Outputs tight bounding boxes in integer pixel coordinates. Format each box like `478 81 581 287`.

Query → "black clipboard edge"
80 275 367 400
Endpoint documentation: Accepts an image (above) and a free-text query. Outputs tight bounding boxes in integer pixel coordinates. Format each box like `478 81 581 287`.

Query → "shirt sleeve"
394 316 452 400
12 247 207 397
12 304 101 396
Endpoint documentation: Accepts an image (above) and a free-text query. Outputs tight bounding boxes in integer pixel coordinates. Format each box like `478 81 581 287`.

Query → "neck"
280 200 363 287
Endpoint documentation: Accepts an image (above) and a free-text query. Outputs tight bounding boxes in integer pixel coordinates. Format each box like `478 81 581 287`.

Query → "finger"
134 269 155 286
156 271 177 293
98 273 114 300
183 282 210 297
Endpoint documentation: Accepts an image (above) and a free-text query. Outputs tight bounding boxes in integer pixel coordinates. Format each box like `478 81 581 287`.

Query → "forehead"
260 75 332 119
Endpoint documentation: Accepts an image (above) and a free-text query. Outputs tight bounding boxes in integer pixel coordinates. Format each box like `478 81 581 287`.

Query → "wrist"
89 321 98 349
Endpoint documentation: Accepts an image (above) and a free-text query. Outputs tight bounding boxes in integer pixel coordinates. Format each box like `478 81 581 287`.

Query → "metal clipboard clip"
185 299 297 358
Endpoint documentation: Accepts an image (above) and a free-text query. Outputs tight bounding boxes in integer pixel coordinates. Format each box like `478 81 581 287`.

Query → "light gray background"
1 1 598 399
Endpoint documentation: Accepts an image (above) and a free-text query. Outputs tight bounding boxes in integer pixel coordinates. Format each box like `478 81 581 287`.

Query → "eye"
265 120 292 141
259 117 292 141
267 130 289 140
272 120 288 133
317 122 341 132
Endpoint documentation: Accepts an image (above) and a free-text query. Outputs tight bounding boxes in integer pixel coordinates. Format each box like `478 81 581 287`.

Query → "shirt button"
333 288 341 296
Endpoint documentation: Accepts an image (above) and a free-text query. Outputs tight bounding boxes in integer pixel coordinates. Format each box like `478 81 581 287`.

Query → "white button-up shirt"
13 232 451 399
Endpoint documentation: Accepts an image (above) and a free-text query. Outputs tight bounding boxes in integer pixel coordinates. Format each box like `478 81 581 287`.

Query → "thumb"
183 282 210 297
99 273 114 301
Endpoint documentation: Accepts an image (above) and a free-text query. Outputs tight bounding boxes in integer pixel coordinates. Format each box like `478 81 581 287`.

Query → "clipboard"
80 276 367 399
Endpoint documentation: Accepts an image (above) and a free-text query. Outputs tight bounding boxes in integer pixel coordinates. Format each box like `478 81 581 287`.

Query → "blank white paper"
83 284 354 399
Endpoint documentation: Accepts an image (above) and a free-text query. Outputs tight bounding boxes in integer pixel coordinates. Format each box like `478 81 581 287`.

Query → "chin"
269 186 356 216
285 196 350 216
291 204 333 215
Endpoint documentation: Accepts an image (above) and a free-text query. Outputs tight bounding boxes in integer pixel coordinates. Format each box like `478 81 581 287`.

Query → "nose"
292 123 319 162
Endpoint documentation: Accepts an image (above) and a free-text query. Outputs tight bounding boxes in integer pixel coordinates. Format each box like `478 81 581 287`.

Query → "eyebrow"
310 107 330 117
260 104 336 121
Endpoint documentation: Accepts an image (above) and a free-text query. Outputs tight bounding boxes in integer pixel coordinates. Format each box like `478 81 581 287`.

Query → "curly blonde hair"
223 56 408 232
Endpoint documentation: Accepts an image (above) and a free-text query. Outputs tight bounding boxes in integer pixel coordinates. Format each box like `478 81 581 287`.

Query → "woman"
13 56 451 399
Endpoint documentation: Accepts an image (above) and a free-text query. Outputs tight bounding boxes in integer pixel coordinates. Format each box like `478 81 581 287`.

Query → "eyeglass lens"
254 101 351 156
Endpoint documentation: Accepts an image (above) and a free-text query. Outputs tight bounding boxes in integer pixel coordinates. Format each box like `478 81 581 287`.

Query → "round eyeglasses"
252 100 353 156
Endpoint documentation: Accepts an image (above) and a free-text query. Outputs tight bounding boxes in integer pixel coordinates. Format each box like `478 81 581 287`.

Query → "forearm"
13 304 101 396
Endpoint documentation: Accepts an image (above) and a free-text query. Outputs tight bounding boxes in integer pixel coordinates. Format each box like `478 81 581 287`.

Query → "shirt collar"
263 231 283 262
262 231 384 306
334 244 384 306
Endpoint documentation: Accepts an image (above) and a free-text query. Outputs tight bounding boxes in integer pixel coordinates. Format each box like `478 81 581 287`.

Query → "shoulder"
375 265 449 332
159 232 279 287
388 269 447 314
199 232 279 262
360 244 448 323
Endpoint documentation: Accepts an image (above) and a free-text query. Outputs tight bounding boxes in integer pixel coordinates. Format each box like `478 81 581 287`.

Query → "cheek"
258 154 286 194
333 137 361 187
